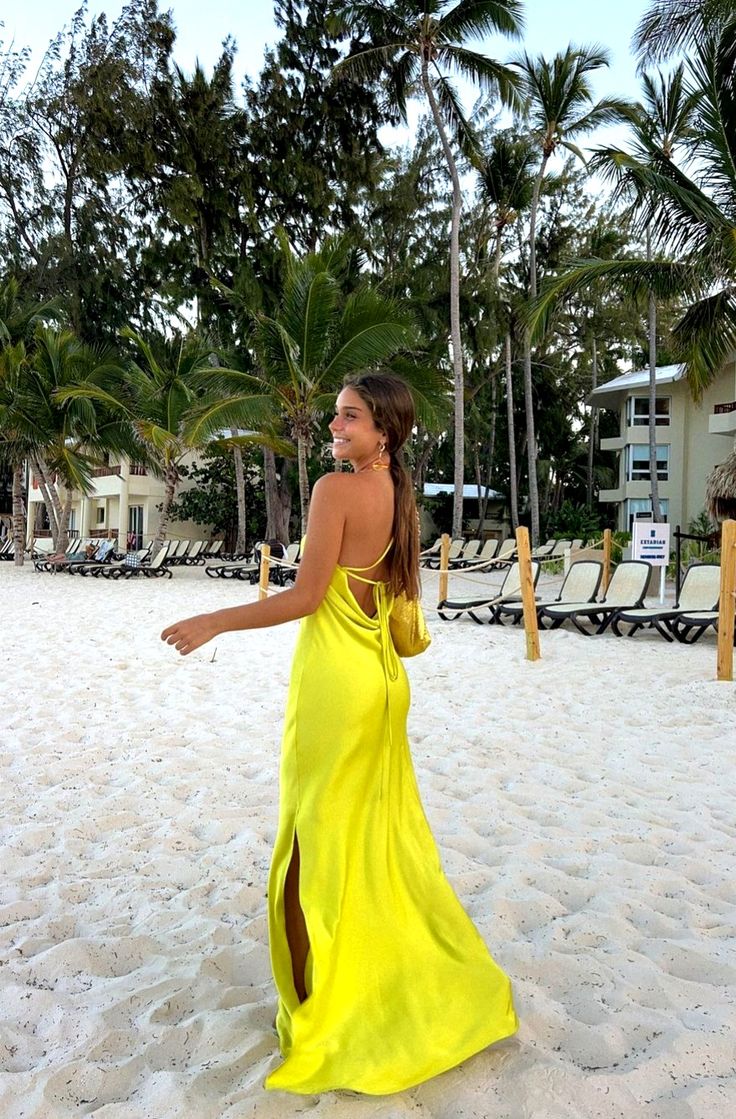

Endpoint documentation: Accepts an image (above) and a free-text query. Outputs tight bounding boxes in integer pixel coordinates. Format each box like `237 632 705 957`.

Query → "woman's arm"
161 475 348 655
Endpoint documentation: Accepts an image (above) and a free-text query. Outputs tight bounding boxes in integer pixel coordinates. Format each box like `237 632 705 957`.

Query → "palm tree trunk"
505 333 519 531
57 492 73 554
478 372 499 532
12 463 26 567
421 61 465 539
32 456 61 549
153 463 179 555
231 436 247 555
586 336 599 509
522 159 549 546
297 434 310 535
263 447 290 545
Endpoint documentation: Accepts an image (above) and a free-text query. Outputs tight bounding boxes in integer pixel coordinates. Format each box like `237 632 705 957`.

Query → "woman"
162 373 517 1095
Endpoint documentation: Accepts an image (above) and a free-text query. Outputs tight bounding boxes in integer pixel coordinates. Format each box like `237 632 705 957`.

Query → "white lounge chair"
611 562 721 641
437 560 541 624
539 560 652 635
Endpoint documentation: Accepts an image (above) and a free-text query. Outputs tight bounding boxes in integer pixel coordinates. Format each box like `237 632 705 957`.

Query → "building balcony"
709 401 736 436
600 436 624 452
598 487 624 502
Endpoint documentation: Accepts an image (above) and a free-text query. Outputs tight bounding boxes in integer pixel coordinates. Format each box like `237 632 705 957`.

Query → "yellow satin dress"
265 545 518 1095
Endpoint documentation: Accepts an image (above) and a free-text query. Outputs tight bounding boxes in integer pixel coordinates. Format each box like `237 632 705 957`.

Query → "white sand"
1 561 734 1119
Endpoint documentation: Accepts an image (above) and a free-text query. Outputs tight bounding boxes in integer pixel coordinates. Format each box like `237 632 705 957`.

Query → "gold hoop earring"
372 442 390 471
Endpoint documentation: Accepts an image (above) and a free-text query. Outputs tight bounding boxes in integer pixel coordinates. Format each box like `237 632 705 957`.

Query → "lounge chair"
69 538 118 575
423 538 465 570
492 538 519 568
420 538 442 563
538 560 652 635
668 610 723 644
181 540 207 565
531 538 556 559
496 560 603 626
113 544 172 579
205 559 257 580
449 539 482 568
206 539 224 558
611 562 721 642
473 539 499 565
437 560 541 624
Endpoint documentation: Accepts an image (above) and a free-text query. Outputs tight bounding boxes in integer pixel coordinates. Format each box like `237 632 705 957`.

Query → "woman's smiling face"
329 387 385 471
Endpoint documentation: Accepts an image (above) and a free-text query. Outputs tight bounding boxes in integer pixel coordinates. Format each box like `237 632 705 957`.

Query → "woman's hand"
161 613 219 656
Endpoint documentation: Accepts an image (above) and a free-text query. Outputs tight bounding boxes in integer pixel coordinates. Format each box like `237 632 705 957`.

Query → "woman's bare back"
335 472 395 615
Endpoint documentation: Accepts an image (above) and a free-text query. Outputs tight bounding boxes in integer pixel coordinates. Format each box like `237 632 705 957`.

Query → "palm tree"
0 341 36 565
23 327 137 552
59 326 273 555
595 65 700 521
511 44 630 542
476 130 536 528
335 0 524 538
528 20 736 432
205 236 420 534
0 277 61 563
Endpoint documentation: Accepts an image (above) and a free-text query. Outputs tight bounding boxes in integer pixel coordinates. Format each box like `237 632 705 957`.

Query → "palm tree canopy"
510 44 632 160
335 0 524 128
529 12 736 398
633 0 733 68
476 130 536 228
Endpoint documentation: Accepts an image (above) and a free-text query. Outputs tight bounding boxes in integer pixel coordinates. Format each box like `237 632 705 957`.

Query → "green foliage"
168 448 267 549
546 500 601 542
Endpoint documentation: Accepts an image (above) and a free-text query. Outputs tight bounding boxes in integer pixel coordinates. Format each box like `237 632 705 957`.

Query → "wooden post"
603 528 612 593
515 526 540 662
438 533 450 606
258 542 271 602
717 519 736 682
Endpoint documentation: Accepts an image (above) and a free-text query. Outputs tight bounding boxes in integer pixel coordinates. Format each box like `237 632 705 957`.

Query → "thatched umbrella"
706 448 736 521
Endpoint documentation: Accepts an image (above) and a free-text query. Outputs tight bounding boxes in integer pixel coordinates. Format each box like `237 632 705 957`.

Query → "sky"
3 0 651 153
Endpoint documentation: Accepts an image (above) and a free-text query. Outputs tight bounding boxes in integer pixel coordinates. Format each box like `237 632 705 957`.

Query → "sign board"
632 521 671 567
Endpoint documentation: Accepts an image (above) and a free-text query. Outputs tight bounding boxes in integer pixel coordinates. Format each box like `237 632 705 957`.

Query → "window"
626 396 670 426
626 498 668 533
96 506 105 524
627 444 669 481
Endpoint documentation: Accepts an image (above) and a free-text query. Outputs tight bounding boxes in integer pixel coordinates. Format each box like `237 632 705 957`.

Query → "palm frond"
432 71 482 163
632 0 731 68
282 269 340 378
438 0 524 42
183 392 277 445
527 257 697 337
209 431 296 458
672 286 736 398
324 300 413 384
437 46 521 110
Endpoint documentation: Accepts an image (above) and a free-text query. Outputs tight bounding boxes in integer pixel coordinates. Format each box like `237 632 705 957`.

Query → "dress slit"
284 832 310 1003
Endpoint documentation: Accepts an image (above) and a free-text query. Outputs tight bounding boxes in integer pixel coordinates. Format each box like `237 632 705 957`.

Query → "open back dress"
265 544 518 1095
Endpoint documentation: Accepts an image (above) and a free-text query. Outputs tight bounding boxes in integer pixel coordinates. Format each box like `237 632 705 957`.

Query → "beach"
1 561 734 1119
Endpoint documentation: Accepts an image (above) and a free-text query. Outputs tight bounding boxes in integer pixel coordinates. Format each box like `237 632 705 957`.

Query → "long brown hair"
343 372 420 600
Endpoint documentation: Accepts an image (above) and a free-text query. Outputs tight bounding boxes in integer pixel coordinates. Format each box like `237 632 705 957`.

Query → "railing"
713 401 736 414
129 464 147 476
92 465 121 477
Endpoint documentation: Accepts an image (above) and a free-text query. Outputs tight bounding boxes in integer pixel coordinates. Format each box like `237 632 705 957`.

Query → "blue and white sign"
632 522 671 567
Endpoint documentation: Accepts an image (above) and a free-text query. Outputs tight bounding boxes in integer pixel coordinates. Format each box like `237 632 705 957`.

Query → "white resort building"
591 361 736 532
25 455 205 547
